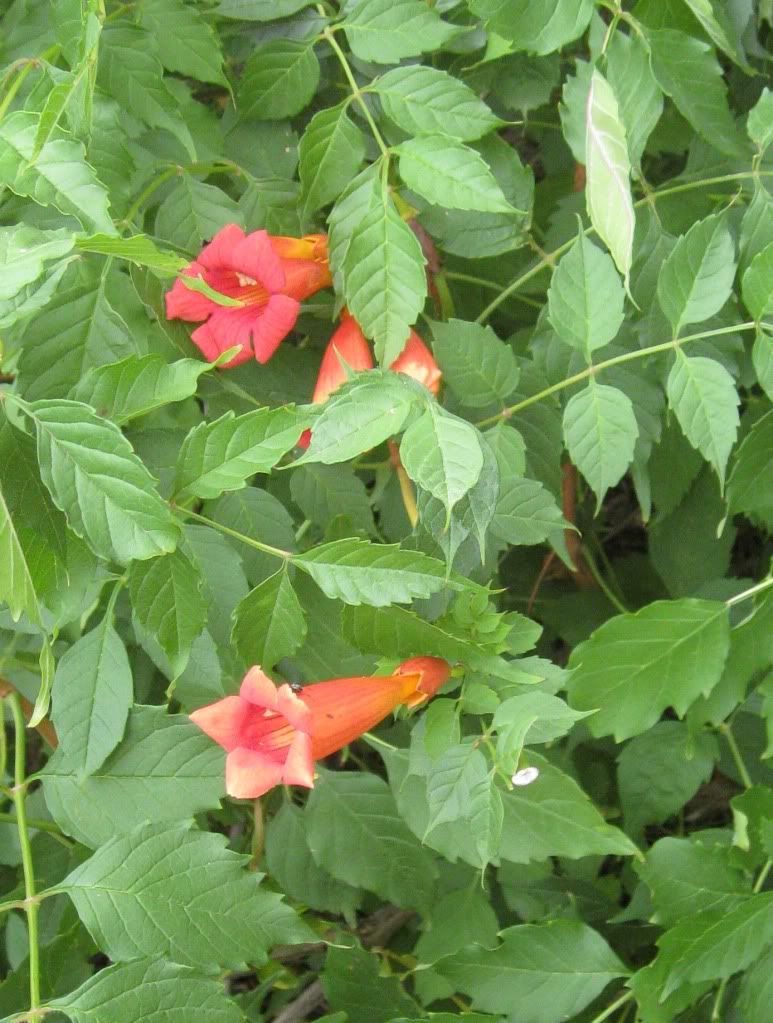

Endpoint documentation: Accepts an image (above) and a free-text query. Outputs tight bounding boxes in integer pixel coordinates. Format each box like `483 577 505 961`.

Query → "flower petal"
276 684 313 732
226 747 284 798
190 696 250 752
198 224 248 272
234 230 286 292
282 731 315 788
165 269 218 322
312 318 374 404
190 305 263 364
240 666 280 709
250 294 300 363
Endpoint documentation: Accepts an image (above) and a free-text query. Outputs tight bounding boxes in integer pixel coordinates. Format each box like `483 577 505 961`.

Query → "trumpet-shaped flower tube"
190 657 451 798
166 225 332 367
390 331 442 396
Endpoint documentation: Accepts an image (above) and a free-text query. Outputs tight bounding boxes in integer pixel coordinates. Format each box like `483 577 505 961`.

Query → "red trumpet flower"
390 330 442 396
166 225 332 367
190 657 451 798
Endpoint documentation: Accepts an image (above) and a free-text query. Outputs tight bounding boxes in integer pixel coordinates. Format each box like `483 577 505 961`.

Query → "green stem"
0 45 61 122
0 811 67 837
443 271 542 308
726 577 773 607
711 978 728 1021
753 858 772 894
476 321 759 427
120 161 242 228
587 991 634 1023
7 694 41 1014
718 722 753 789
177 506 291 560
582 546 629 615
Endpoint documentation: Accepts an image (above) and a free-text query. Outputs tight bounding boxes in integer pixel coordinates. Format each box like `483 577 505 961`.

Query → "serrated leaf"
342 0 457 63
238 39 319 121
306 769 437 912
293 537 448 606
400 404 484 516
42 706 225 847
173 407 305 501
129 548 207 678
605 30 663 168
0 111 113 233
469 0 593 55
0 478 43 626
563 382 638 509
682 0 750 70
567 598 730 741
666 353 739 486
299 103 365 215
50 959 243 1023
139 0 227 86
548 234 625 357
74 233 187 274
323 941 420 1023
342 197 427 363
491 476 565 546
726 408 773 526
748 87 773 153
0 224 74 319
397 135 513 213
217 0 314 17
155 177 242 253
742 240 773 320
327 163 381 293
585 70 634 284
51 611 132 776
657 214 737 334
61 822 312 969
22 398 179 564
374 65 502 141
290 462 375 535
427 320 518 410
435 918 627 1023
648 28 749 157
232 568 306 669
424 742 490 833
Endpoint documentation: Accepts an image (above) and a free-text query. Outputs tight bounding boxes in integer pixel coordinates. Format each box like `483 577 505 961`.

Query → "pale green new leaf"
666 353 740 486
435 919 627 1023
139 0 228 86
50 959 243 1023
173 407 306 501
343 0 458 63
431 319 519 408
657 214 737 334
396 135 513 213
374 65 502 141
0 111 114 233
567 598 730 741
585 70 635 283
400 404 484 516
239 40 319 121
563 382 638 509
468 0 594 55
129 548 207 678
24 398 180 564
547 234 625 357
342 197 427 364
300 104 365 215
61 822 313 969
232 569 306 669
742 240 773 320
51 612 132 776
294 538 449 606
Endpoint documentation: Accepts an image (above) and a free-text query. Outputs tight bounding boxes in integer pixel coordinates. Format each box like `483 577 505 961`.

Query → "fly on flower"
190 658 451 798
165 224 332 367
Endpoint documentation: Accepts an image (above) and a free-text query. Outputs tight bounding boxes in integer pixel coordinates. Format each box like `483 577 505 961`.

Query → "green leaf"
567 598 731 741
396 135 513 213
23 398 180 564
306 769 437 912
323 941 420 1023
0 111 114 234
217 0 314 18
299 103 365 216
585 70 635 284
400 404 484 516
238 39 319 121
468 0 594 55
232 568 306 669
173 407 306 501
139 0 227 86
73 233 187 274
374 65 502 141
51 611 132 776
681 0 750 69
491 476 565 547
742 240 773 320
424 742 490 833
748 87 773 154
155 177 242 253
129 548 207 678
290 462 375 535
293 538 449 606
547 234 625 357
61 822 312 969
647 28 749 157
50 959 243 1023
0 478 43 626
499 752 638 863
754 330 773 400
431 319 519 408
657 214 737 334
726 408 773 526
0 225 74 326
327 163 381 293
98 24 195 159
342 195 427 364
563 382 638 509
42 706 225 847
738 947 773 1023
434 919 627 1023
342 0 458 63
605 29 663 168
656 891 773 998
666 353 740 486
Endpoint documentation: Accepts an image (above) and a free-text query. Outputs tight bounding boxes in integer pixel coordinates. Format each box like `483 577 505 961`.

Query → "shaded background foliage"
0 1 772 1022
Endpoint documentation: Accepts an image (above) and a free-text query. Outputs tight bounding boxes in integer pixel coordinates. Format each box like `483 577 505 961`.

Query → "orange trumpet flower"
190 657 451 798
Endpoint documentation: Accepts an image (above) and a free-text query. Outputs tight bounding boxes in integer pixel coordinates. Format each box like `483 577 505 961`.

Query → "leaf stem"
0 45 61 123
582 546 629 614
442 271 542 308
476 321 759 427
718 721 753 789
177 506 292 560
6 693 41 1014
725 576 773 607
587 990 634 1023
753 857 772 893
0 811 68 838
120 161 243 228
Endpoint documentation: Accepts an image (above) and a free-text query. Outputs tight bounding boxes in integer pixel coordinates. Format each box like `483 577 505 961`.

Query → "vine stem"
476 321 761 427
587 990 633 1023
753 858 772 893
726 576 773 606
176 506 292 560
718 722 753 789
119 160 243 228
7 693 41 1014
